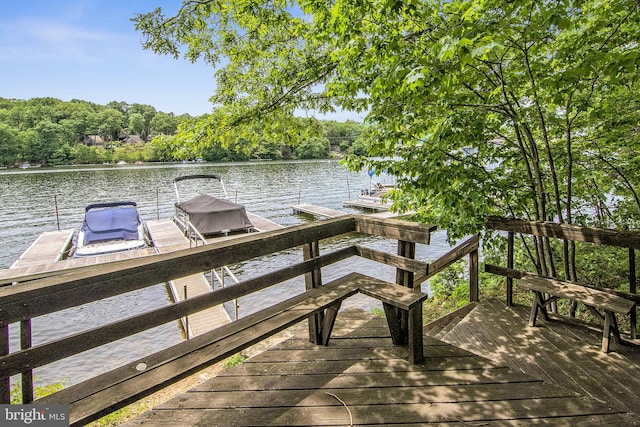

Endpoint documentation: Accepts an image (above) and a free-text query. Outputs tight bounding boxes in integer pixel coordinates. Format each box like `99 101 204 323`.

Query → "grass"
370 307 385 317
223 353 247 369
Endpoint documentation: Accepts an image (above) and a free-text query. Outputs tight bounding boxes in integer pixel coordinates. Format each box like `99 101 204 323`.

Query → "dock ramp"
146 219 231 338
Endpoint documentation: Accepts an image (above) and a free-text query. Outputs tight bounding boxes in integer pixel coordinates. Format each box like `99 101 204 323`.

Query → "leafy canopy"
134 0 640 238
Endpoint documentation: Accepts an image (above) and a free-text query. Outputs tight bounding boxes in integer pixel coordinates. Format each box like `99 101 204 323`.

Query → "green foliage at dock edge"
134 0 640 241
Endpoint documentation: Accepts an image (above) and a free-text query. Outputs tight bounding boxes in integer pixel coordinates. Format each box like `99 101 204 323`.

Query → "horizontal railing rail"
485 216 638 339
486 216 640 249
1 213 477 414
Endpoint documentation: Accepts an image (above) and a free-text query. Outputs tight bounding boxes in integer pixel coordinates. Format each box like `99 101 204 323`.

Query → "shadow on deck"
432 298 640 420
125 304 639 426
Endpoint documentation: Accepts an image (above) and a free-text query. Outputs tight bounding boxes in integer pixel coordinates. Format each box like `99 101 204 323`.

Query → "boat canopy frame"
173 174 228 204
173 174 254 237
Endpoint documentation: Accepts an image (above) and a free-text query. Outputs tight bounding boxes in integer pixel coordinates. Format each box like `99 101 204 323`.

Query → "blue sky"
0 1 216 116
0 1 361 120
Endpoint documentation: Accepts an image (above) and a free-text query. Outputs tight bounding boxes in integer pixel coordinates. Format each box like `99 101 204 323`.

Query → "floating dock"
291 203 348 219
10 230 75 268
247 212 284 232
342 199 391 211
1 232 156 285
2 211 284 338
292 203 399 220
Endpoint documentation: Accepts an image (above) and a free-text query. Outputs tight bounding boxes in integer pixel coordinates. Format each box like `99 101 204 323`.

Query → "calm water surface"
0 160 450 388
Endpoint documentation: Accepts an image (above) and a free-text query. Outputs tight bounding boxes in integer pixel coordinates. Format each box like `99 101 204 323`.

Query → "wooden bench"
519 275 635 353
38 272 427 426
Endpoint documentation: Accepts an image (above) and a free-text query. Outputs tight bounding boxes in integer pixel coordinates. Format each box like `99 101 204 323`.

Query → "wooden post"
408 303 424 364
21 319 34 403
0 324 9 403
303 241 323 344
396 240 416 289
184 286 189 339
469 247 479 303
630 247 637 340
507 232 514 306
387 240 416 345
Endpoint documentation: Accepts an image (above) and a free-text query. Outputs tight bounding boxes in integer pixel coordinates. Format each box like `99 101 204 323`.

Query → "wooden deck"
431 298 640 419
126 307 638 426
146 219 231 338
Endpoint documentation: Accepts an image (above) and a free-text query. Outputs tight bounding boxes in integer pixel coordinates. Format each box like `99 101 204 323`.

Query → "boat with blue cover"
73 201 148 257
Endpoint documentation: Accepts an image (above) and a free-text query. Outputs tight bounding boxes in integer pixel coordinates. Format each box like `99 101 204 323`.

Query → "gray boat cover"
176 194 254 235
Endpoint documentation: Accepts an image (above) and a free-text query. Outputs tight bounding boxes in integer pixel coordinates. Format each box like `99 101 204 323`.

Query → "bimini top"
81 202 143 245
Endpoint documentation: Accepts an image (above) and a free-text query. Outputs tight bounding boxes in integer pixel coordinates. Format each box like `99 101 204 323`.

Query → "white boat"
359 182 394 205
173 174 256 238
73 202 148 257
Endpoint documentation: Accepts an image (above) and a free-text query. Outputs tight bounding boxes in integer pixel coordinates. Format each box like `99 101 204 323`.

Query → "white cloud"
0 18 132 63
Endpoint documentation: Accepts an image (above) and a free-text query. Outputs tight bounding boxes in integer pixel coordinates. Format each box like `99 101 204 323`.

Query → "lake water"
0 160 451 389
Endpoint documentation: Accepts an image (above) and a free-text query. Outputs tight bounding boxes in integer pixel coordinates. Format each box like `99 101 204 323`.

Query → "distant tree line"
0 97 365 166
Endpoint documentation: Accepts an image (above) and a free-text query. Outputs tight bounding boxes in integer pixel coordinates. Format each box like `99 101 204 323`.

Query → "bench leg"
319 302 342 346
383 303 407 345
602 311 612 353
408 304 424 364
383 303 424 364
529 291 555 327
602 311 624 353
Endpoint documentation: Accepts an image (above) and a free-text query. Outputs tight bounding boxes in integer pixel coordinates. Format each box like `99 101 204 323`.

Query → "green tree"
323 120 364 152
294 136 330 159
129 103 157 139
149 112 178 135
134 0 640 280
0 124 21 165
25 121 71 164
129 112 146 136
98 108 125 142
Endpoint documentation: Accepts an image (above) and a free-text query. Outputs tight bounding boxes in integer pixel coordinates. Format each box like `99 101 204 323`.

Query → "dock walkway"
247 212 284 232
1 232 156 285
291 203 348 219
342 199 390 211
292 203 399 220
146 219 231 338
10 229 75 268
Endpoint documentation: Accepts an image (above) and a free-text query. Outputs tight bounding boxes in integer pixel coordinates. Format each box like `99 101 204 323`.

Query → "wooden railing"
485 216 640 338
0 214 479 418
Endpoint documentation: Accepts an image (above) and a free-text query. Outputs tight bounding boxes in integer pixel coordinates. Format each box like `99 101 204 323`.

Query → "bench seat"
519 275 635 353
39 272 427 426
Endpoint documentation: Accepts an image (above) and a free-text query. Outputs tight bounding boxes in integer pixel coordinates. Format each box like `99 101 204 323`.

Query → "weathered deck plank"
126 308 637 426
436 298 640 418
